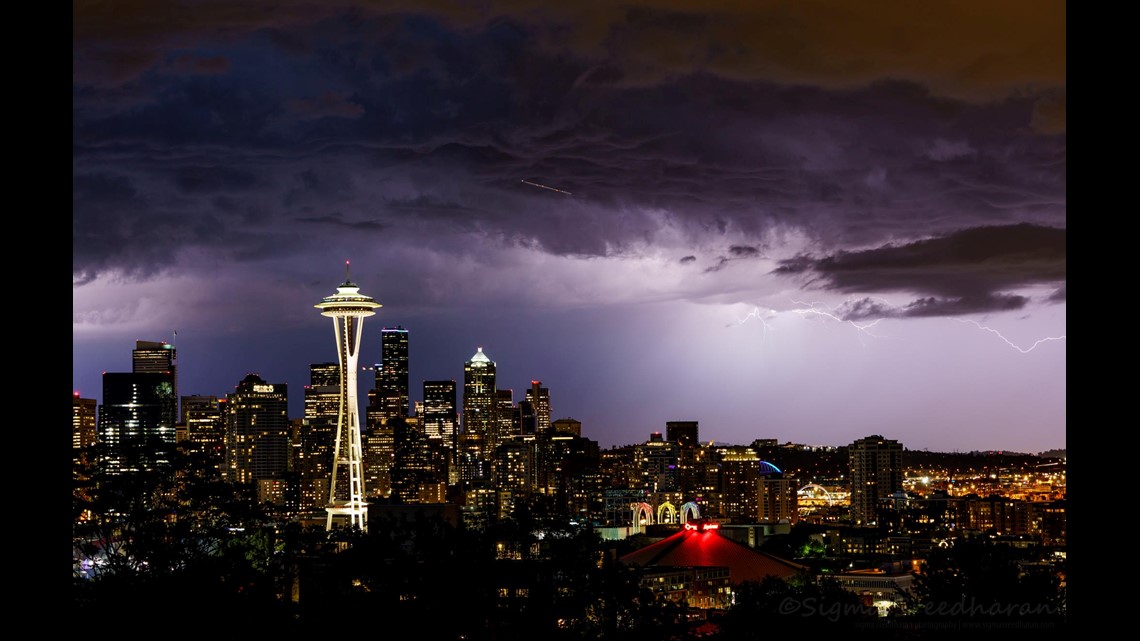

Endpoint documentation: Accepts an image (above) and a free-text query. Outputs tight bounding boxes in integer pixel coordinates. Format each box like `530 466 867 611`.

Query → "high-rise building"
98 371 177 475
363 421 395 499
375 327 410 421
666 421 699 449
758 475 799 523
423 380 459 485
181 394 225 474
495 389 519 442
300 363 340 511
224 374 289 491
462 347 496 481
551 418 581 437
314 264 381 530
463 347 497 439
848 435 904 526
634 433 679 494
133 340 177 419
525 380 550 435
422 380 458 443
390 417 449 503
73 393 97 451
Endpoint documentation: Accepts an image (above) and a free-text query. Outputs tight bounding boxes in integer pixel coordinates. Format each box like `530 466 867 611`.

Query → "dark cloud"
728 245 760 258
163 54 230 75
295 214 385 231
835 294 1030 320
173 166 258 194
679 255 696 264
775 224 1065 315
73 4 1066 294
1048 286 1066 302
287 91 365 120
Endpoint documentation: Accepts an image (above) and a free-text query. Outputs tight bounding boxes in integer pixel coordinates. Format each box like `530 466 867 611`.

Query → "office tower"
181 395 225 474
300 363 340 511
73 393 97 450
224 374 289 494
98 371 177 475
390 417 449 503
362 422 395 499
423 380 459 485
375 327 410 421
551 418 581 437
634 433 680 494
461 347 496 481
716 445 762 520
314 264 381 530
133 339 177 419
525 381 550 435
423 380 458 442
495 389 519 442
544 433 600 511
666 421 699 449
758 475 799 523
848 435 904 526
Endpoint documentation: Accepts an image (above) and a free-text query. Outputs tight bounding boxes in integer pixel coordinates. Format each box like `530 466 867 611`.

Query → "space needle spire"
315 260 381 531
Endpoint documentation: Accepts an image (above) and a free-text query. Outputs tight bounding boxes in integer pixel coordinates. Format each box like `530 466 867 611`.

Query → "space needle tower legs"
315 261 381 532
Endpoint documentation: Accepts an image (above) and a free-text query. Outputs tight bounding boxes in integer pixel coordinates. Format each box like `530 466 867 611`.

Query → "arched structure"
758 460 783 475
679 501 701 523
657 501 677 524
631 502 654 526
798 484 834 506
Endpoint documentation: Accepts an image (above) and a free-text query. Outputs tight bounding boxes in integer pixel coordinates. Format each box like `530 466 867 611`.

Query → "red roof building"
619 522 806 583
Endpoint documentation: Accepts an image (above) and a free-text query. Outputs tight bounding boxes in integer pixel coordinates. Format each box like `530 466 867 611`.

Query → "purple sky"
73 1 1065 453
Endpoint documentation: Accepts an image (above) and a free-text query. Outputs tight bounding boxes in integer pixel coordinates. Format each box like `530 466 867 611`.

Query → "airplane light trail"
520 179 573 195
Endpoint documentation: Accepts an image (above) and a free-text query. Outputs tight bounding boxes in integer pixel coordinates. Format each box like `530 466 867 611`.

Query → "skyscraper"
848 435 904 526
315 263 381 531
423 380 458 443
666 421 699 449
376 327 410 422
73 393 97 451
461 347 496 481
132 340 177 418
525 380 550 435
301 363 340 512
98 371 176 475
181 394 225 474
224 374 289 495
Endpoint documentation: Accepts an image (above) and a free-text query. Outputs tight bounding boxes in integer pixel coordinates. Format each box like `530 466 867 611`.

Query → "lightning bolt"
729 307 777 341
953 319 1066 353
788 299 887 338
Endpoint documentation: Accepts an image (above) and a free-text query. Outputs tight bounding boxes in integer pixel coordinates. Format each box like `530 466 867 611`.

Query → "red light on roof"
73 391 80 398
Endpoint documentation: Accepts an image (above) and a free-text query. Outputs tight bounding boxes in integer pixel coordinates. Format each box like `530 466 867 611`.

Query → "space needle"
315 260 381 531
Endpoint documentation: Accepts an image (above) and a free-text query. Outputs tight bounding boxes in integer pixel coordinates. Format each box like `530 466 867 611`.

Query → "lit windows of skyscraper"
848 435 903 526
462 347 496 481
758 474 799 524
181 394 225 475
376 327 410 422
525 381 550 435
224 374 289 495
423 380 459 485
301 363 340 511
98 371 177 475
73 393 97 451
132 339 177 418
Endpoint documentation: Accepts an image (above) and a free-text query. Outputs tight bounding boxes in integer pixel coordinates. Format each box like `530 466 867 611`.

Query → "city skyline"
73 1 1065 452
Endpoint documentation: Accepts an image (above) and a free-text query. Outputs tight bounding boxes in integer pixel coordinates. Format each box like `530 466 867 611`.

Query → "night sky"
73 1 1065 452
